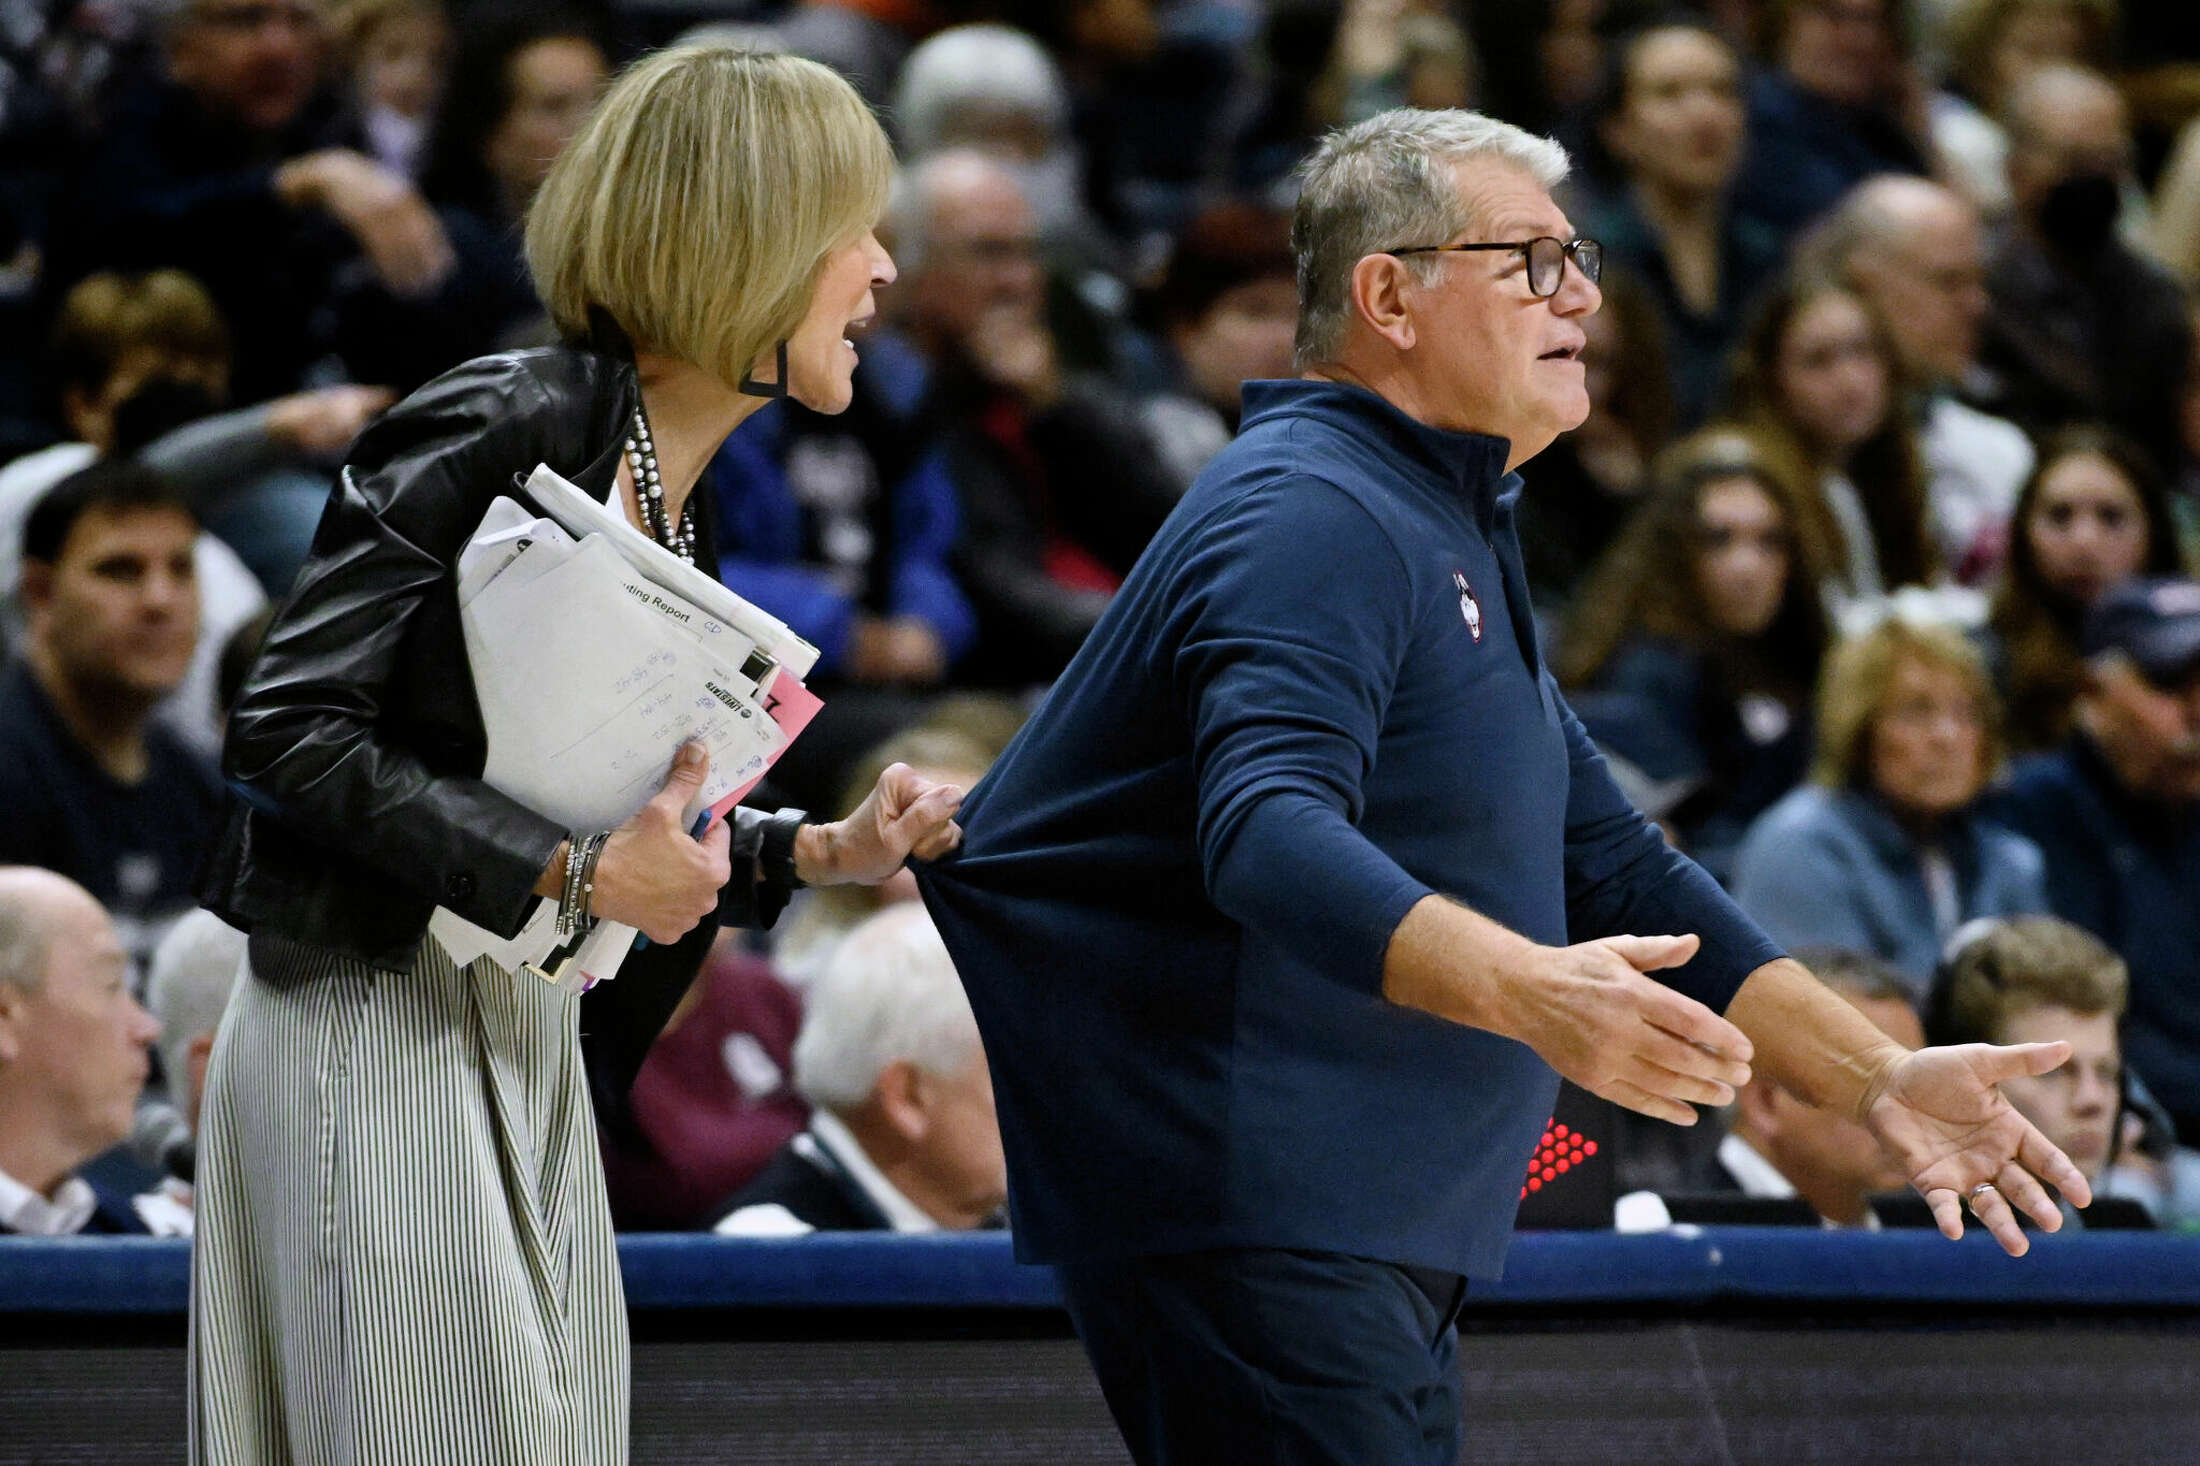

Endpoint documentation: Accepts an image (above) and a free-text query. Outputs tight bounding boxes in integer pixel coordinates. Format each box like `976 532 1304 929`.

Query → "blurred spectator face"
1693 475 1792 637
51 270 233 454
64 350 229 456
483 37 606 217
784 230 896 417
905 162 1045 346
798 904 1006 1228
147 910 246 1131
169 0 324 135
2025 450 2151 610
1867 652 1988 817
357 4 448 120
1741 990 1922 1218
899 1047 1007 1227
21 506 201 705
1780 0 1898 108
1172 276 1299 416
1602 26 1745 200
1401 15 1477 112
2006 68 2130 241
1845 189 1989 384
2080 658 2200 805
1984 5 2090 108
1995 1003 2119 1183
1541 0 1606 119
0 878 160 1170
1774 289 1888 457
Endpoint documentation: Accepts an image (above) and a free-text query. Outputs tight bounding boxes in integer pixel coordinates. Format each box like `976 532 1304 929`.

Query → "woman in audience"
343 5 610 387
1723 270 1941 618
1576 17 1783 429
331 0 451 180
1560 429 1826 883
1734 608 2045 995
1134 199 1299 490
1990 425 2185 753
419 6 607 232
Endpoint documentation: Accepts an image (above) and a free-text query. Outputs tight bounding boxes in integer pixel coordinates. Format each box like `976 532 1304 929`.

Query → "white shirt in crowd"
0 1162 97 1236
1919 393 2034 586
714 1110 940 1238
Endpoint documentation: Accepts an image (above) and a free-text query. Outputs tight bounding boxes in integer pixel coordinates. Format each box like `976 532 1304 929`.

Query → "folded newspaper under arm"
424 466 824 994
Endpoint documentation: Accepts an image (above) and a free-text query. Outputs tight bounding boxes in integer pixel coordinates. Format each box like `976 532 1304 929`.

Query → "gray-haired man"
918 109 2089 1465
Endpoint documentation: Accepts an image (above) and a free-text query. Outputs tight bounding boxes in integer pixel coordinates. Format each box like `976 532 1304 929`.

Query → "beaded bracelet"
556 830 610 938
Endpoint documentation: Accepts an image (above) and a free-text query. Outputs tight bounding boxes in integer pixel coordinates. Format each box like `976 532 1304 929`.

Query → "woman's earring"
740 340 790 400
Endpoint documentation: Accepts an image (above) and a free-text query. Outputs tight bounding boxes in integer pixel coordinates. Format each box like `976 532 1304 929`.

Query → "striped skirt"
189 930 628 1465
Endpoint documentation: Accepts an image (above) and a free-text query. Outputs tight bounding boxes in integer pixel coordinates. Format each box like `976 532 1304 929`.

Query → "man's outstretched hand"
1860 1041 2092 1257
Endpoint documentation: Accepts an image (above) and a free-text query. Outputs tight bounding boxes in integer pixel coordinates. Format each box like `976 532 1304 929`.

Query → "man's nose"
1552 258 1601 316
146 566 194 612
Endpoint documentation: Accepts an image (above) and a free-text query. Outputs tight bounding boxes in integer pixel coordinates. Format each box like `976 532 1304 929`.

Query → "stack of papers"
425 463 823 991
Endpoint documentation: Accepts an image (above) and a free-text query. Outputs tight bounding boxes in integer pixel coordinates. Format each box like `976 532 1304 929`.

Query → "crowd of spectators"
5 0 2200 1242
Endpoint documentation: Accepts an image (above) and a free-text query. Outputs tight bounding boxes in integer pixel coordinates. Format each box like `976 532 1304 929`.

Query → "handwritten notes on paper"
426 471 826 988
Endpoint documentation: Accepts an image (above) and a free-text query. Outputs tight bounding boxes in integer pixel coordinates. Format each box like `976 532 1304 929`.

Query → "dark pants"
1056 1249 1469 1466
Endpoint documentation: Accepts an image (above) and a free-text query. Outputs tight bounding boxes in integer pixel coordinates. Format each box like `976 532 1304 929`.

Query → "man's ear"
0 982 31 1067
873 1059 930 1143
1347 252 1419 352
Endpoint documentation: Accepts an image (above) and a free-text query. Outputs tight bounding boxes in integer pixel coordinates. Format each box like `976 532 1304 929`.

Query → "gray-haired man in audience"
1811 176 2035 581
0 868 162 1235
712 903 1005 1235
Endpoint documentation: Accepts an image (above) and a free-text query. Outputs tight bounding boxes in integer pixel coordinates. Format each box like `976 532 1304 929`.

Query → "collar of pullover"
1239 378 1518 529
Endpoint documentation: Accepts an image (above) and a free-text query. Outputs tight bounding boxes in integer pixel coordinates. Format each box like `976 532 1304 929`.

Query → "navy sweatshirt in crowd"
916 378 1783 1279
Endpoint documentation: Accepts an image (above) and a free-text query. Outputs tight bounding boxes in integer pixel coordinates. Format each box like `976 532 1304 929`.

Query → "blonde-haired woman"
190 46 962 1463
1731 608 2045 997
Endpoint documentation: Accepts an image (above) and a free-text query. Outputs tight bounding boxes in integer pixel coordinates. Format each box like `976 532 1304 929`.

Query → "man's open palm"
1863 1041 2092 1256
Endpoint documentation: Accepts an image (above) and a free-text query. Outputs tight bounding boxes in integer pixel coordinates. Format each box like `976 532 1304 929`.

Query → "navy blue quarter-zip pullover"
917 378 1782 1279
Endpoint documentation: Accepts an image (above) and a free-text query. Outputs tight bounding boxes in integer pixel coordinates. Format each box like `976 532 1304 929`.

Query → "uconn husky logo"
1453 570 1482 641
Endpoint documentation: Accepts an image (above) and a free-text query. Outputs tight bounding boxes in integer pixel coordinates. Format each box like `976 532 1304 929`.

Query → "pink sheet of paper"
707 672 824 818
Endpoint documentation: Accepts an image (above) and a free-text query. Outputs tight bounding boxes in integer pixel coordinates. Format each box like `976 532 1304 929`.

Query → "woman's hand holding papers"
591 743 733 943
796 762 965 885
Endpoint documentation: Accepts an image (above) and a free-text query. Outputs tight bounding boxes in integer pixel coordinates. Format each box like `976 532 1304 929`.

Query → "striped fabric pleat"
188 930 629 1465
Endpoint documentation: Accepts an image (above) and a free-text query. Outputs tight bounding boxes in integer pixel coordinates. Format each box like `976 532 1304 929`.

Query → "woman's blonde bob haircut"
1810 613 2006 792
526 45 894 391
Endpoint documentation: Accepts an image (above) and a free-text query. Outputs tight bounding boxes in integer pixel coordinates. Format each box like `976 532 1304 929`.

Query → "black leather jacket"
198 340 795 1102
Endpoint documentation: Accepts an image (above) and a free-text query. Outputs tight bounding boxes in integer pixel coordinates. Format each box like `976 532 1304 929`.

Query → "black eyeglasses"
1386 236 1602 298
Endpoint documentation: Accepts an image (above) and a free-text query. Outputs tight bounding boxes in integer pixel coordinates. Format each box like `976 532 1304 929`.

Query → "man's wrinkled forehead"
1448 158 1570 244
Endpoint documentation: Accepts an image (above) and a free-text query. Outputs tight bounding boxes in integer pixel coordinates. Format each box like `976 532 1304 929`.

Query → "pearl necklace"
624 403 694 564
